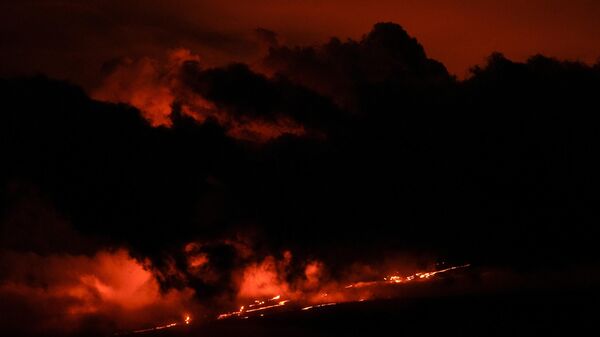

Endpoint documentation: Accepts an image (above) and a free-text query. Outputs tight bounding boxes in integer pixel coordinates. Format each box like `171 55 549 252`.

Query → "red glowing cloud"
92 49 203 127
92 49 306 142
237 256 292 299
0 249 196 336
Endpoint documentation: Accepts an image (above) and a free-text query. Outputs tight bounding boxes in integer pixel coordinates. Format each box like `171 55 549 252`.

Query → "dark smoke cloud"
4 0 600 87
254 28 279 48
1 22 600 336
91 48 341 141
262 22 453 109
179 61 343 135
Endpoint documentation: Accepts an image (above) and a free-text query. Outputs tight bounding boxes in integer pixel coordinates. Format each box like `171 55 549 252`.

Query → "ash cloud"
262 22 453 110
92 48 340 141
1 22 600 335
179 60 343 136
0 184 197 337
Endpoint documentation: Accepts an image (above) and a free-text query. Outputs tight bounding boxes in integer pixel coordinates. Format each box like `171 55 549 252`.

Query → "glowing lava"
345 263 471 289
301 302 337 311
130 322 178 334
218 295 290 320
116 314 192 335
217 263 471 320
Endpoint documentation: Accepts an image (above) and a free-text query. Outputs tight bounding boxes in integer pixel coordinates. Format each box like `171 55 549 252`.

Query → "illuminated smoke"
0 248 196 336
92 49 306 142
92 49 201 127
212 246 471 320
176 238 471 321
237 256 292 299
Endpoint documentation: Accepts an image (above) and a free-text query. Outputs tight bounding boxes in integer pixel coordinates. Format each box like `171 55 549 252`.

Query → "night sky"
1 1 599 337
3 1 600 85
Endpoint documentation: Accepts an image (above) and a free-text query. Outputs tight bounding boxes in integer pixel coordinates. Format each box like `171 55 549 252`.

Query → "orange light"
216 263 470 320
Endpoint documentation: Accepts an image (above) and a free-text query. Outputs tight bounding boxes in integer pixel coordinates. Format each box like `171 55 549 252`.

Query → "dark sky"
1 0 600 87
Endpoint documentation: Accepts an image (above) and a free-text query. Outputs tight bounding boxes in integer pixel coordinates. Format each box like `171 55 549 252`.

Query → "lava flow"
114 262 470 335
217 295 291 320
345 263 471 289
116 314 191 335
216 263 471 320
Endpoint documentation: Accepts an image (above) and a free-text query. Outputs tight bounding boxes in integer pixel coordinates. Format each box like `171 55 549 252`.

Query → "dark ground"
141 288 598 337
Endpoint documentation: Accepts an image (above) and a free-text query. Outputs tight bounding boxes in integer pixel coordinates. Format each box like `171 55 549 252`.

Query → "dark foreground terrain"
139 289 597 337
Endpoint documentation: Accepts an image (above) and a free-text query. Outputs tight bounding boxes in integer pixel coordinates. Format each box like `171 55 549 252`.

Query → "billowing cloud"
0 186 196 337
262 22 452 109
92 47 342 141
0 249 196 336
92 49 203 127
4 0 600 89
